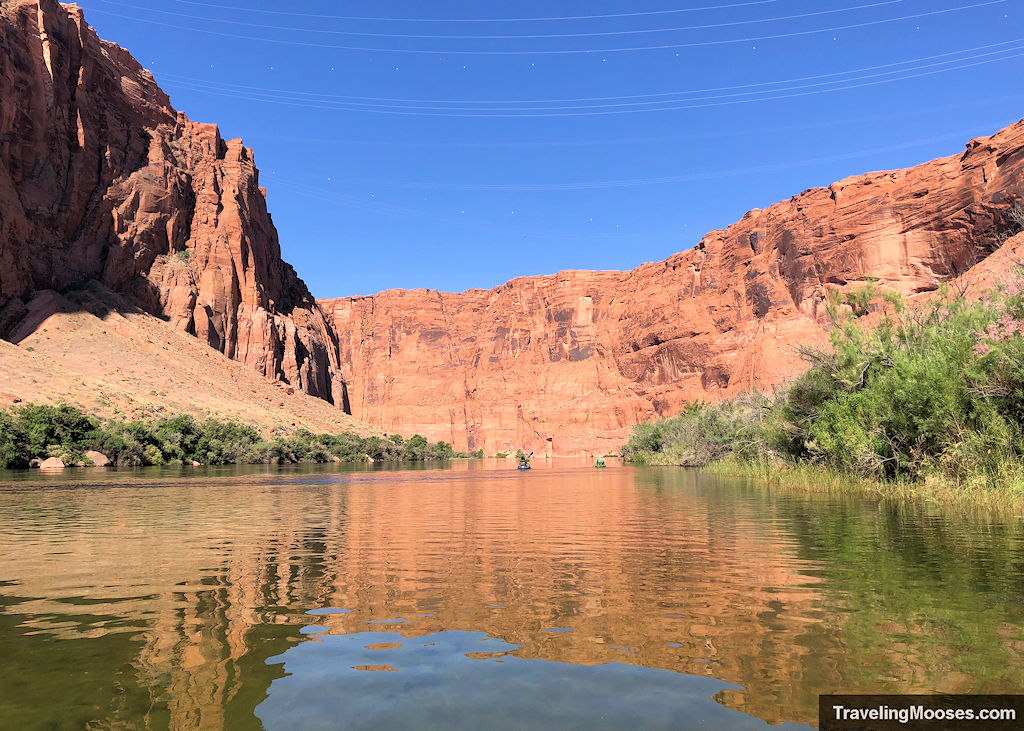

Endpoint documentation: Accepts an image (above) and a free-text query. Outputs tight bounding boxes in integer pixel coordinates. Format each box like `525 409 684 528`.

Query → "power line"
152 38 1023 107
94 0 903 40
86 1 1006 55
159 0 784 23
157 46 1024 116
237 95 1024 148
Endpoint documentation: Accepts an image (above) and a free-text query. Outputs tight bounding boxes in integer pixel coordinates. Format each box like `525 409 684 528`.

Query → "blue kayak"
517 464 531 470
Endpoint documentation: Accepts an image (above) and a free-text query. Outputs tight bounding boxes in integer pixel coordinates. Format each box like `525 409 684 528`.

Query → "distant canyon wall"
323 121 1024 455
3 1 1024 452
0 0 345 405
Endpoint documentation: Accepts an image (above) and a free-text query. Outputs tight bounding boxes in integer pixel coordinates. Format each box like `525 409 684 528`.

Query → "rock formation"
0 0 345 405
0 284 378 436
3 1 1024 455
322 121 1024 456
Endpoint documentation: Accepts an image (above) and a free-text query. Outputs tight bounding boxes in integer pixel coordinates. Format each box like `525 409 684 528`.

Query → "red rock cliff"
322 121 1024 455
4 1 1023 447
0 0 345 405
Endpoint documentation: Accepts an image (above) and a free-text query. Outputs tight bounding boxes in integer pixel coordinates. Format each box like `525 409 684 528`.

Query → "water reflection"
0 463 1021 728
257 629 803 730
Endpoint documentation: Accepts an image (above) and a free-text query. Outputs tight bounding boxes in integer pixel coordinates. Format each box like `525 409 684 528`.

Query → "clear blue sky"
76 0 1022 298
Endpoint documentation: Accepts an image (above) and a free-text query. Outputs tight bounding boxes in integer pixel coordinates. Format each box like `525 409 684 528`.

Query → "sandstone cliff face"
4 1 1023 452
0 0 345 405
323 121 1024 456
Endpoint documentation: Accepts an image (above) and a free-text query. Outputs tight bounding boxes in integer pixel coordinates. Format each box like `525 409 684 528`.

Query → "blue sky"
76 0 1022 298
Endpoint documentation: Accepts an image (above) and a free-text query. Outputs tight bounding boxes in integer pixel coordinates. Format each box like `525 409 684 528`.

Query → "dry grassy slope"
0 286 378 436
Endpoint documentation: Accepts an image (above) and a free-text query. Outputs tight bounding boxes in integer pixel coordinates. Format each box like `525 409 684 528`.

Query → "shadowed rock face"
4 2 1024 452
0 0 344 404
322 121 1024 456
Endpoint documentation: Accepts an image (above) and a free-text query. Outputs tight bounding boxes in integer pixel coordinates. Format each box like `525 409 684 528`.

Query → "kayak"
517 464 531 470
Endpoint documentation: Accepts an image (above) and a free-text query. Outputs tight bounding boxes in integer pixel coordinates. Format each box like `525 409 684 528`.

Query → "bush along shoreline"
621 280 1024 503
0 405 483 469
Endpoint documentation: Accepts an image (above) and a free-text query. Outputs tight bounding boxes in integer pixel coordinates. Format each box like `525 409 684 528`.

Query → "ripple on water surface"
0 461 1022 728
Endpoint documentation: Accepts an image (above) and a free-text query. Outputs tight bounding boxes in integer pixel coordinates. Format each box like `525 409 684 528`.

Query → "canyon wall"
323 121 1024 455
3 1 1024 453
0 0 346 405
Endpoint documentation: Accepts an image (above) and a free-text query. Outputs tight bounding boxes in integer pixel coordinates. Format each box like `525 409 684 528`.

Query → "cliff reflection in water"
0 463 1022 728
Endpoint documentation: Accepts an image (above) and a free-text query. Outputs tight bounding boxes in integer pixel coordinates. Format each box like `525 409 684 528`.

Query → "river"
0 460 1021 729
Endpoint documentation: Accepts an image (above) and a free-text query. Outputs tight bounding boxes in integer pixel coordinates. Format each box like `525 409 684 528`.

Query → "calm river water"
0 460 1022 729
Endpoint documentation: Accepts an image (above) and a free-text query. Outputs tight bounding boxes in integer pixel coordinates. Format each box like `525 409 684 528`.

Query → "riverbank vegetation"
622 279 1024 503
0 405 481 468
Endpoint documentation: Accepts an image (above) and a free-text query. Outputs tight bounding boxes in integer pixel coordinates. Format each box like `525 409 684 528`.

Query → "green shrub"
0 404 471 470
622 421 664 459
143 444 165 466
15 403 98 459
624 278 1024 490
0 412 22 468
622 395 768 466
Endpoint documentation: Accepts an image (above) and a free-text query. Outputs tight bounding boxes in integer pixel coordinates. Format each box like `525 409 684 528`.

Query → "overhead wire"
156 45 1024 116
159 0 786 23
93 0 905 40
152 39 1024 108
70 2 1022 282
237 95 1024 147
86 6 1020 212
86 1 1007 55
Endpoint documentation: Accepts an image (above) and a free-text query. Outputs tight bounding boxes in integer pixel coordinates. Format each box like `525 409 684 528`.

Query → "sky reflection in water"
0 461 1021 728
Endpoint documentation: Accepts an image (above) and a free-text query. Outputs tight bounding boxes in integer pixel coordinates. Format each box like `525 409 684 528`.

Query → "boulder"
84 451 110 467
38 457 65 471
